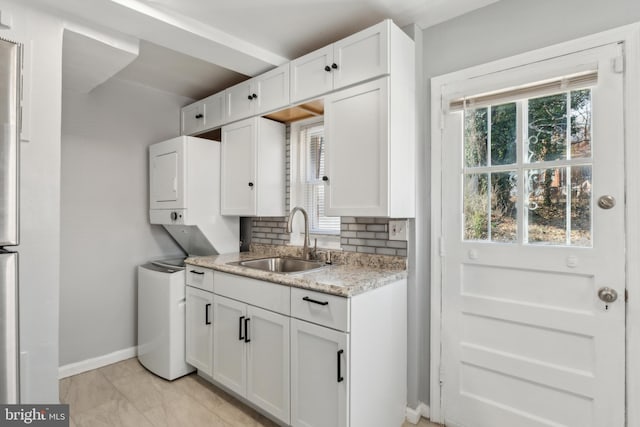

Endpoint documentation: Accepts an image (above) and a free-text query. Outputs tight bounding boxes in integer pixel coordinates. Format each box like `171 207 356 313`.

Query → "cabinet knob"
195 113 203 119
252 93 258 99
170 211 178 220
324 65 331 72
331 63 338 69
248 182 254 188
322 176 329 182
247 95 253 100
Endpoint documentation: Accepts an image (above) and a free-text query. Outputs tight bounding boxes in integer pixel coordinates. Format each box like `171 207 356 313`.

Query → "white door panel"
441 43 625 427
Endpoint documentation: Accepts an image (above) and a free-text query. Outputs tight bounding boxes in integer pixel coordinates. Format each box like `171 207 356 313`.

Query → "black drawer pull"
244 318 251 343
205 303 211 325
190 270 205 275
303 296 329 306
337 349 344 382
238 316 245 340
195 113 203 119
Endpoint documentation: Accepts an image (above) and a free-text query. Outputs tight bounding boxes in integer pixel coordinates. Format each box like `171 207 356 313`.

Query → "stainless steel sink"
229 257 325 274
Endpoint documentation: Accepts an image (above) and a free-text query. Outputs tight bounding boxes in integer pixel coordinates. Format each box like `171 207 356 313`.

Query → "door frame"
429 23 640 425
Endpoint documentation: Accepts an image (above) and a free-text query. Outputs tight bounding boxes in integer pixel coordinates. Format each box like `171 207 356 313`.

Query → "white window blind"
449 70 598 112
301 123 340 234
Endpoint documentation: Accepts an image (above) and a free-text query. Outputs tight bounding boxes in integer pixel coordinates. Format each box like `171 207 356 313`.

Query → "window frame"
289 116 341 249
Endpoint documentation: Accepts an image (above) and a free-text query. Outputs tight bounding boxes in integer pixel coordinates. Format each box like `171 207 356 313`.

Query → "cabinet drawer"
214 271 290 315
186 266 214 292
291 288 350 332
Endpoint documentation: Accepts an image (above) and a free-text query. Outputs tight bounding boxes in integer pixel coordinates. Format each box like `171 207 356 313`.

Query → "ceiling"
24 0 500 99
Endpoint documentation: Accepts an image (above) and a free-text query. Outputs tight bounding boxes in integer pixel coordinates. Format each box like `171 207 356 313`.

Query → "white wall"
60 78 189 366
418 0 640 408
0 0 64 403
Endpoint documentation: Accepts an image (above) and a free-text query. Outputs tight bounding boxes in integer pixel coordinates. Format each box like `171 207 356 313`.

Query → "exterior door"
440 44 625 427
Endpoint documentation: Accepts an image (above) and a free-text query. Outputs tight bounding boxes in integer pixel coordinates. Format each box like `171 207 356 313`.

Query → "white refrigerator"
0 37 21 404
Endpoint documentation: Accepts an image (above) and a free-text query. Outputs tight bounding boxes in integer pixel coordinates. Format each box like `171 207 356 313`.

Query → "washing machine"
137 258 195 380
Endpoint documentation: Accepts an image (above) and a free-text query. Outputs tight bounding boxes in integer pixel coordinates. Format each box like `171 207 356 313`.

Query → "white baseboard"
58 346 137 379
405 402 430 424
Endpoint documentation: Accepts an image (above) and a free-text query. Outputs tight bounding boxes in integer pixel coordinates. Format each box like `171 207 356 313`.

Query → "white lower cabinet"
185 285 213 377
213 294 290 425
185 267 407 427
290 284 407 427
291 319 348 427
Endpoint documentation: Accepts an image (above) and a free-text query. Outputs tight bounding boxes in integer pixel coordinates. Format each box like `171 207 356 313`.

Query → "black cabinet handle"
331 63 338 69
248 182 254 187
303 296 329 306
322 176 329 182
195 113 203 119
244 318 251 343
251 93 258 99
337 349 344 382
190 270 205 275
324 65 331 72
247 95 253 100
239 316 245 341
205 303 211 325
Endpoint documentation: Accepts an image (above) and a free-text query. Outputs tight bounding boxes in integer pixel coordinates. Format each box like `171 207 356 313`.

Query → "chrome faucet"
286 207 315 260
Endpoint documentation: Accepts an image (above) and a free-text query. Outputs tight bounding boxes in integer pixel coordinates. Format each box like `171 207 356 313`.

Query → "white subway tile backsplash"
250 216 408 257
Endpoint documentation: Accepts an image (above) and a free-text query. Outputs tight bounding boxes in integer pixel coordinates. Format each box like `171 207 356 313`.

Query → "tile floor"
59 357 441 427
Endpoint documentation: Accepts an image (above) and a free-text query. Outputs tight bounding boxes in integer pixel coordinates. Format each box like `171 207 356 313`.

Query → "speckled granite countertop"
185 249 407 298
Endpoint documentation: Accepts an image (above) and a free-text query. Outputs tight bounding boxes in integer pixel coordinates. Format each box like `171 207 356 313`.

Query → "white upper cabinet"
202 92 225 129
181 102 205 136
221 117 285 216
225 64 290 123
181 91 225 135
254 64 290 115
224 80 253 125
290 45 334 104
291 20 391 104
323 25 415 218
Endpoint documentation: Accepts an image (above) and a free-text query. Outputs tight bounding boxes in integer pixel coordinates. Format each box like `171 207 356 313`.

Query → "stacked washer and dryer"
137 136 239 380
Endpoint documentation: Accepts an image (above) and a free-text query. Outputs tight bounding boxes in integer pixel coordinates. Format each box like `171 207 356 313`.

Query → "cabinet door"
203 92 225 130
324 78 389 216
290 45 334 104
254 64 290 115
291 319 348 427
332 20 389 90
225 81 254 123
213 295 247 396
221 119 256 215
181 102 205 135
246 306 290 424
185 286 213 376
149 138 185 210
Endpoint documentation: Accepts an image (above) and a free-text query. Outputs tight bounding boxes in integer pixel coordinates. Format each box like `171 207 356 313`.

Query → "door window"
462 85 593 246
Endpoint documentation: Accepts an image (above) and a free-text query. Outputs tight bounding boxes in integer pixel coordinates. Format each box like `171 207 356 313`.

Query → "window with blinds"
301 123 340 234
